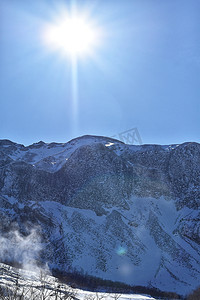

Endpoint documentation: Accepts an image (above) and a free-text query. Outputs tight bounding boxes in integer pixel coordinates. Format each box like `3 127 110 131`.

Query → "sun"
43 14 100 57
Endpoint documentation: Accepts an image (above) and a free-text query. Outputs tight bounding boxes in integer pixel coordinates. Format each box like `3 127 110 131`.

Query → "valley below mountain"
0 262 156 299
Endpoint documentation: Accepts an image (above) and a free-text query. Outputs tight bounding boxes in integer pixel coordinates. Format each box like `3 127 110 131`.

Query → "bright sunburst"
43 13 100 57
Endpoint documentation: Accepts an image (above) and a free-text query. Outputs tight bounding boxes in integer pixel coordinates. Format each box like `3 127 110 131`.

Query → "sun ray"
71 55 78 136
41 7 103 137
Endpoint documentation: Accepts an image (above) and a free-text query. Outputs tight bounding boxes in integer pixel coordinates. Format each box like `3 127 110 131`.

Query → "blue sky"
0 0 199 146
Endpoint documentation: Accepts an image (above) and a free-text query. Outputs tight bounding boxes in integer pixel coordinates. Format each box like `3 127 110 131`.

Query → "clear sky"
0 0 199 146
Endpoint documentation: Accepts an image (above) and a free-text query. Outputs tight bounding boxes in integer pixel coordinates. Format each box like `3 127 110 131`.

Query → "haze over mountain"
0 135 199 297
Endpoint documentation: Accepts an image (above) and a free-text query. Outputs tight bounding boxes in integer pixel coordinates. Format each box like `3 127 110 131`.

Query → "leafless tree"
0 270 77 300
83 292 107 300
111 293 121 300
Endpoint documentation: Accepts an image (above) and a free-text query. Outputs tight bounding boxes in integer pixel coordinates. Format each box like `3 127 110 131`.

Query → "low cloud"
0 226 46 274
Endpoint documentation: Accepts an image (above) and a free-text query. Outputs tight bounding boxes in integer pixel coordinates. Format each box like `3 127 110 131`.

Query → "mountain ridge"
0 136 199 296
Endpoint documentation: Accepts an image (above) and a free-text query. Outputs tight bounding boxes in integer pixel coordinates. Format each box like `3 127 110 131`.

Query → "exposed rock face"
0 136 199 296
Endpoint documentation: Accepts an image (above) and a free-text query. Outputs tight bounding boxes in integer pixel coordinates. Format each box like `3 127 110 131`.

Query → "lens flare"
116 246 127 256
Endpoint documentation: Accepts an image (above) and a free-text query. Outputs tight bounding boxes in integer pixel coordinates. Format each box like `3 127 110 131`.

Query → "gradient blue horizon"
0 0 199 146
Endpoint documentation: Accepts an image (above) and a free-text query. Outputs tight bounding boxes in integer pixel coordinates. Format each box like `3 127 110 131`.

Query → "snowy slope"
0 136 124 172
0 263 155 299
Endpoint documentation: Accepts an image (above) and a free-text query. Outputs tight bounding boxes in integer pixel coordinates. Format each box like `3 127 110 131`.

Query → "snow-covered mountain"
0 136 199 297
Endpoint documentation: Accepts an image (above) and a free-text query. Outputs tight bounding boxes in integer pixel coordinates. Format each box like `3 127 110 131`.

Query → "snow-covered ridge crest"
0 135 181 173
0 135 124 172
